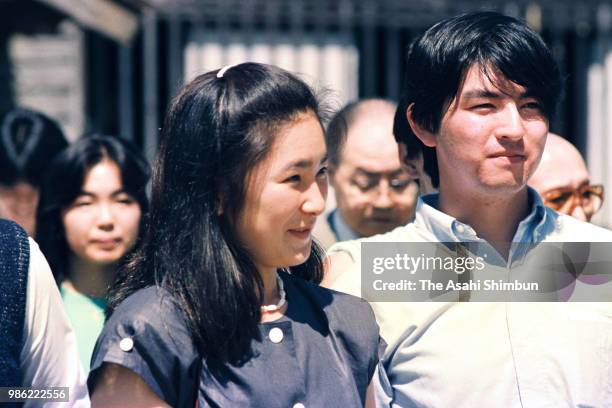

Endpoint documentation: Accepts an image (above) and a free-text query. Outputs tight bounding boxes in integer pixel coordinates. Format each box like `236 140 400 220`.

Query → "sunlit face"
331 117 418 237
235 111 328 273
433 64 548 197
61 160 142 266
529 138 593 221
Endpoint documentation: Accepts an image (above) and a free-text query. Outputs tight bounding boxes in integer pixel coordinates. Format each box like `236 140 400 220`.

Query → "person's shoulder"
323 223 418 291
286 273 376 325
547 210 612 241
109 286 186 331
90 287 197 407
328 223 416 258
0 218 23 232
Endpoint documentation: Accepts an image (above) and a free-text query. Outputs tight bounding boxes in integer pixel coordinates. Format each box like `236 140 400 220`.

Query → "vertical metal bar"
385 27 400 101
167 15 183 96
142 8 158 164
549 30 566 135
361 1 377 97
572 31 589 153
118 44 134 141
361 25 377 97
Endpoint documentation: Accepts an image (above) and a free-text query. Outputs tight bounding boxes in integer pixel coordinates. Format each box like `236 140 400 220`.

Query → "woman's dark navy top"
88 272 384 407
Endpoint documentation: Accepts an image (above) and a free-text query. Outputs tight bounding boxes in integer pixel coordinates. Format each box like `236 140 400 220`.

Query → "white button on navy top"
119 337 134 352
269 327 284 343
293 403 305 408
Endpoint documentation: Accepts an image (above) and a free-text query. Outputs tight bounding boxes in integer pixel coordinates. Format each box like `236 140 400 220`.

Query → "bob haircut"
405 11 563 135
36 134 150 283
108 62 327 363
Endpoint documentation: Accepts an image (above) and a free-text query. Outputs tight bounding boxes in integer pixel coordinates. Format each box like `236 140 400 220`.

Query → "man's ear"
406 104 437 148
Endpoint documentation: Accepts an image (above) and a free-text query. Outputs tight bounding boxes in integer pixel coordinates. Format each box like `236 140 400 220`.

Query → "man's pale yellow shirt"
326 190 612 407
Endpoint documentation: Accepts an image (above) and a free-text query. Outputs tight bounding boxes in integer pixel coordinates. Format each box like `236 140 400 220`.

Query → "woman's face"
235 111 328 273
61 160 142 266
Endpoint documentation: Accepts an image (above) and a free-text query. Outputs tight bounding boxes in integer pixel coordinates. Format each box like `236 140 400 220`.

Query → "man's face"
434 64 548 198
529 141 596 222
331 117 418 237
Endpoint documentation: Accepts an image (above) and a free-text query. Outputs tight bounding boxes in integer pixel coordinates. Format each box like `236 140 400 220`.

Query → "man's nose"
570 204 589 222
497 104 525 141
372 181 394 209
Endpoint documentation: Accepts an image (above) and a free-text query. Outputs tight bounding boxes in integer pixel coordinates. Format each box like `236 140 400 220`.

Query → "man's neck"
438 186 530 259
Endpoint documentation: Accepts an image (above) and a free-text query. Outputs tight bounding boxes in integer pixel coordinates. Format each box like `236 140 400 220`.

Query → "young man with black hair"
323 12 612 407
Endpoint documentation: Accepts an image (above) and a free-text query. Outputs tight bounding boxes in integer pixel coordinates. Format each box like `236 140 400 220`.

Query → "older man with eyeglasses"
313 99 419 249
529 133 604 222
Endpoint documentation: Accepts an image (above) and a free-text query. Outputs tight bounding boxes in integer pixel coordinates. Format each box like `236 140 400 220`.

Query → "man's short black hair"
395 11 563 185
393 97 439 188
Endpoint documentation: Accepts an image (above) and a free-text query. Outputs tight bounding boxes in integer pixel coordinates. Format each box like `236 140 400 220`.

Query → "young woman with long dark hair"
36 134 150 371
88 63 382 407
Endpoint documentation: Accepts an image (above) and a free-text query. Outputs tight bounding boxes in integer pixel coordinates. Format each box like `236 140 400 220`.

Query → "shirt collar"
330 209 361 242
414 187 549 244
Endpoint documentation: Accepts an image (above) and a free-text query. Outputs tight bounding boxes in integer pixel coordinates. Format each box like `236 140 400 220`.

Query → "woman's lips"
92 239 121 249
288 228 312 240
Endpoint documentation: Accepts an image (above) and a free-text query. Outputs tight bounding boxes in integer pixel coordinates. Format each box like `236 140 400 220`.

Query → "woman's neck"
66 256 117 298
260 267 280 305
259 266 287 323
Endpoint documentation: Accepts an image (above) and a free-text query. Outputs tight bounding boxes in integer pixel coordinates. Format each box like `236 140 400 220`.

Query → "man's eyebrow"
462 89 502 99
463 89 533 99
355 167 404 178
354 168 379 178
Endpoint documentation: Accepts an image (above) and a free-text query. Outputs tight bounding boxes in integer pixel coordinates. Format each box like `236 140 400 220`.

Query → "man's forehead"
458 63 530 99
531 143 590 191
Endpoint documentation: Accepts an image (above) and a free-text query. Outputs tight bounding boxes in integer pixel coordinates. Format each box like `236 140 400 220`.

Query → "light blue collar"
413 187 550 264
330 209 361 242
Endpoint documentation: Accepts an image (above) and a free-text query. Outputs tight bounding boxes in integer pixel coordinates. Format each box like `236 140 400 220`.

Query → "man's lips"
489 152 526 163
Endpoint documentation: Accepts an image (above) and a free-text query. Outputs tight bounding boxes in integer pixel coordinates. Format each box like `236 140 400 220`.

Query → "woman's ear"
216 193 226 216
406 104 437 148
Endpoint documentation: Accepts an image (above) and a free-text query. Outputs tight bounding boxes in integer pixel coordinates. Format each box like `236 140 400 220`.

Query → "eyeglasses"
351 172 417 196
541 184 604 218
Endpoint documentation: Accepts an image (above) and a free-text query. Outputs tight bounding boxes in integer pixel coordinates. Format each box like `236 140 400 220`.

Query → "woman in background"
36 134 150 371
88 63 382 407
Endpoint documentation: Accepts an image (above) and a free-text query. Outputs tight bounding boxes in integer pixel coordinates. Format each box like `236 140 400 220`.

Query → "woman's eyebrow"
282 155 328 172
